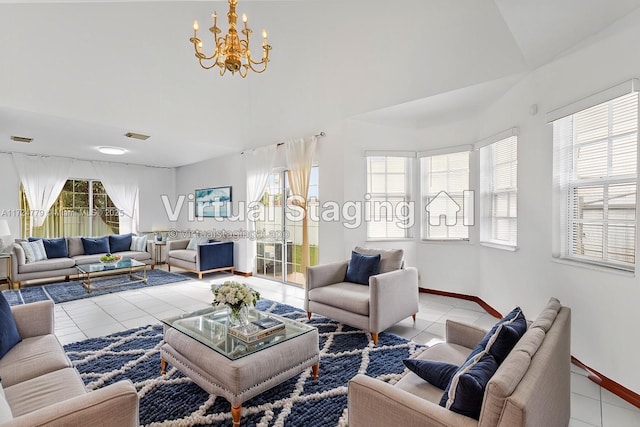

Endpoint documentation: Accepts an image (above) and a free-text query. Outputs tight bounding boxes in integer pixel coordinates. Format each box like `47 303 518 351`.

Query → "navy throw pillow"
465 307 525 362
344 251 381 285
109 234 133 253
484 311 527 365
403 359 460 390
439 352 499 420
28 237 68 259
0 293 21 358
81 236 110 255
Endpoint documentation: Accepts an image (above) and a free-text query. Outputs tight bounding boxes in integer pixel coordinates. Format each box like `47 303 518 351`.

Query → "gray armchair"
305 247 419 344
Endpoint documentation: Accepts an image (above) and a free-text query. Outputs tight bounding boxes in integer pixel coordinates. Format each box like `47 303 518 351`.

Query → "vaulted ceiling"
1 0 639 167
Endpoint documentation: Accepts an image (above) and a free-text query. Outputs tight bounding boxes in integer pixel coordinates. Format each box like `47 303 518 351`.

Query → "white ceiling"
0 0 638 167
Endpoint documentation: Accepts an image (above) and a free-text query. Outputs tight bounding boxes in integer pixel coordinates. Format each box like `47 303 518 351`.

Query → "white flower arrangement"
212 281 260 312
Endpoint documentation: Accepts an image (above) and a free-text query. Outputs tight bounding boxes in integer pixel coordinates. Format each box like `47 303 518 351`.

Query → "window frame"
419 147 471 241
478 131 519 250
551 87 639 272
365 153 415 241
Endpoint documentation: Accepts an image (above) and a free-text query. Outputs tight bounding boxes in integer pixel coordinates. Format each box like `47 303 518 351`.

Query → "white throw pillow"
0 381 13 423
130 235 148 252
20 240 47 263
186 236 209 251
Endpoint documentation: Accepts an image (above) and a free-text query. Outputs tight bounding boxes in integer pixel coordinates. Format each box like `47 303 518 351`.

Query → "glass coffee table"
160 306 320 427
75 258 147 293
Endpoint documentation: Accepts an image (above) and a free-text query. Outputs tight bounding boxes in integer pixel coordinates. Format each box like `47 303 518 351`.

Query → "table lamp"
0 219 11 254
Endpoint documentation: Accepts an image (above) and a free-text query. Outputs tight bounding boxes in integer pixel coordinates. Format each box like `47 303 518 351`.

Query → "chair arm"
4 380 139 427
306 260 349 291
369 267 419 333
348 374 478 427
10 301 54 338
445 320 488 349
198 241 234 271
166 239 189 252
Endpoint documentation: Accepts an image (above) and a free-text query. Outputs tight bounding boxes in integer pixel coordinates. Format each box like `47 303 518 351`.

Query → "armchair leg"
198 272 203 279
412 313 416 322
371 333 379 345
307 311 312 320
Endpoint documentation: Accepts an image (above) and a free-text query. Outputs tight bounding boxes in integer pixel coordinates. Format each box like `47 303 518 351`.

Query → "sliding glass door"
255 167 319 286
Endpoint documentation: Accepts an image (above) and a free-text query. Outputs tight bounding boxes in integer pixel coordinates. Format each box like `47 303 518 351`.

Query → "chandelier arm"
199 58 221 70
246 61 268 73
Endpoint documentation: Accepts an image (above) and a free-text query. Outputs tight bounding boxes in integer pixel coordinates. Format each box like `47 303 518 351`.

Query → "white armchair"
304 247 419 344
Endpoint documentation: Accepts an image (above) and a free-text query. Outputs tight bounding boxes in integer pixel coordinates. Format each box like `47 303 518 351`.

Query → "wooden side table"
152 241 167 265
0 253 12 290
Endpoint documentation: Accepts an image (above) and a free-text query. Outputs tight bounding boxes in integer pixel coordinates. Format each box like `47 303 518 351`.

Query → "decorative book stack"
228 316 285 343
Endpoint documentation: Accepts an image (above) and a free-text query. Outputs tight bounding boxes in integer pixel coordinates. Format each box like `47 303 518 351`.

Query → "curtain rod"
241 132 325 155
0 150 174 170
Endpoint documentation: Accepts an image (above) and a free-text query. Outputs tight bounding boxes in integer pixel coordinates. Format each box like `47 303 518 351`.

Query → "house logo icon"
425 190 475 227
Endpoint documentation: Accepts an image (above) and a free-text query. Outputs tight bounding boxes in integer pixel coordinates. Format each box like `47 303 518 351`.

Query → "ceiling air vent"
10 136 33 143
125 132 150 140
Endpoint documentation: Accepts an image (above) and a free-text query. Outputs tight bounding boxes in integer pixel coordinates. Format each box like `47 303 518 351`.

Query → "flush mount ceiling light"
98 146 127 155
190 0 272 77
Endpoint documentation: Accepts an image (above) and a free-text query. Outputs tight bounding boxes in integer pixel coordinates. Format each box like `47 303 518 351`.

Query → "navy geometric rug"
64 299 424 427
2 269 190 306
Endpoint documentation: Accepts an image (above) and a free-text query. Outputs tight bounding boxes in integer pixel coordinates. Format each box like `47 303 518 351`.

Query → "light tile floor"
50 269 640 426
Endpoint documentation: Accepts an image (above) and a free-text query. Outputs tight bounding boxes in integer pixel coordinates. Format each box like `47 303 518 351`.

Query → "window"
479 134 518 248
20 179 120 238
366 154 413 239
420 150 470 240
552 90 638 271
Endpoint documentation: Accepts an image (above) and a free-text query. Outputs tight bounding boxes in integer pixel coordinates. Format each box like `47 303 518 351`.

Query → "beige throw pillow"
354 246 404 274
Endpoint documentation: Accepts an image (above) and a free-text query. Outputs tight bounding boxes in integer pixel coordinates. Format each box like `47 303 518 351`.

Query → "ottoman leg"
232 405 241 427
161 358 167 375
312 363 319 380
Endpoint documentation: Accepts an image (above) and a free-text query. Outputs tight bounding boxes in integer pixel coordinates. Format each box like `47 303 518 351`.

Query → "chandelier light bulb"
242 13 247 23
193 20 199 31
262 29 267 39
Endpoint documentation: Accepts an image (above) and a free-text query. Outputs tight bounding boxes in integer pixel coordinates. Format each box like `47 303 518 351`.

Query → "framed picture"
195 186 232 217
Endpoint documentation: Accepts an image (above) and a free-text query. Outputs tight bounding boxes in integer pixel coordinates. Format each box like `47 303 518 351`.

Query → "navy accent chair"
166 240 234 279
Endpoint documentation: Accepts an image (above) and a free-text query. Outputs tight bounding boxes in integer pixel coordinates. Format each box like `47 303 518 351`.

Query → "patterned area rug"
2 269 190 305
64 299 424 427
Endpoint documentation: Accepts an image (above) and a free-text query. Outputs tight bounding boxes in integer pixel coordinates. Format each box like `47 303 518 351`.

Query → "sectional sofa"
0 300 138 426
9 235 153 289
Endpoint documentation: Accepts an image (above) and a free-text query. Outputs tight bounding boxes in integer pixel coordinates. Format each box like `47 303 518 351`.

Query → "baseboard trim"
420 288 502 319
571 357 640 409
234 271 253 277
419 287 640 409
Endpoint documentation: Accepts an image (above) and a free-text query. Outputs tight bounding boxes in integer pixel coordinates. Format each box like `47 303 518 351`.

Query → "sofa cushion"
130 234 148 251
67 237 84 257
0 294 21 359
169 249 198 263
403 359 459 390
308 282 370 315
354 246 404 274
12 243 26 266
530 298 562 332
20 240 47 263
81 236 110 255
0 335 72 387
440 352 499 420
28 237 68 259
186 236 209 250
4 368 87 417
18 257 76 274
116 250 152 262
0 381 12 423
73 254 108 265
109 233 133 253
345 251 381 285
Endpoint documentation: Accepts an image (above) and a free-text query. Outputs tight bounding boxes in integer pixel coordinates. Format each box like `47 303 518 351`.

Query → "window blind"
420 150 470 240
480 135 518 247
366 155 413 239
553 91 638 271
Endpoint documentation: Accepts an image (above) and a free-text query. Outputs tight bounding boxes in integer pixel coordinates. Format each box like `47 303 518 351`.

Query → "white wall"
405 11 640 393
174 153 250 272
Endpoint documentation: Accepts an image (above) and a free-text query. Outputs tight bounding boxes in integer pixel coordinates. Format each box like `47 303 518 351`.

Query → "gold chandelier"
190 0 272 78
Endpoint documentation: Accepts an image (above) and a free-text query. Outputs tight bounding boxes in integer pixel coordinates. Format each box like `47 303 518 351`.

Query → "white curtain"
285 136 318 278
245 145 278 273
93 161 139 234
12 153 72 233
